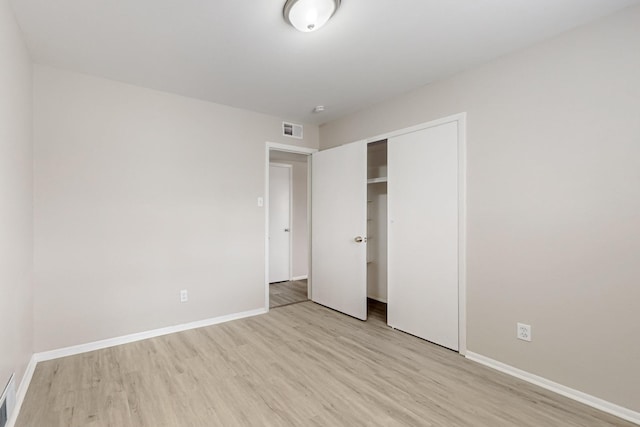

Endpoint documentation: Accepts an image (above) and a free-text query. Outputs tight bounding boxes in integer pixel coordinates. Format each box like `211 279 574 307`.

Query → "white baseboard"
35 307 267 362
6 355 37 427
367 295 387 303
1 373 16 419
5 307 265 426
466 351 640 425
291 275 308 281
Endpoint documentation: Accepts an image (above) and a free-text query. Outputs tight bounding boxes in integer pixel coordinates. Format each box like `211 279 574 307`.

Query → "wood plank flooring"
269 279 308 308
16 301 633 426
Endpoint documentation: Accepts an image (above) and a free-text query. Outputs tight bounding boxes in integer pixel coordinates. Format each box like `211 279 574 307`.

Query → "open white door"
388 122 459 351
311 141 368 320
269 164 291 283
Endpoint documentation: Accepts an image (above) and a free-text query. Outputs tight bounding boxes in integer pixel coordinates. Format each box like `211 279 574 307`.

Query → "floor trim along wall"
9 328 636 426
6 355 37 427
291 275 308 281
466 351 640 425
36 307 267 362
5 307 267 427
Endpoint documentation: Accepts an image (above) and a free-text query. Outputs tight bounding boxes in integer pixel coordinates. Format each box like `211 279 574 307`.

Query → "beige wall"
0 0 33 390
33 65 319 352
320 5 640 412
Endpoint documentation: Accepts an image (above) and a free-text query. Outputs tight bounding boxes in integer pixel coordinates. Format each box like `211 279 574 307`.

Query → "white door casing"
269 164 291 283
387 121 459 351
311 141 368 320
264 143 317 311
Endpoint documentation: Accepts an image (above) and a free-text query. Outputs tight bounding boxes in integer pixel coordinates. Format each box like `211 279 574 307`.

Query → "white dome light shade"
284 0 340 33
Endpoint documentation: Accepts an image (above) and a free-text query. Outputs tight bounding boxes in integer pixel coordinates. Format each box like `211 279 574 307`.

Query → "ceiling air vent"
282 122 303 139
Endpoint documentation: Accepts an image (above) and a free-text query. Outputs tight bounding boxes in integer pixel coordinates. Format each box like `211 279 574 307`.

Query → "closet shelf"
367 177 388 184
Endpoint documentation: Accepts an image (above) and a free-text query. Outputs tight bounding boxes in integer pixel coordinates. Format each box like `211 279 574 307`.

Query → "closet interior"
367 140 388 315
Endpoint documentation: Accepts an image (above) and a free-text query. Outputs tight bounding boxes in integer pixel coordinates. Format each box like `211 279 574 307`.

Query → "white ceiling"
10 0 639 125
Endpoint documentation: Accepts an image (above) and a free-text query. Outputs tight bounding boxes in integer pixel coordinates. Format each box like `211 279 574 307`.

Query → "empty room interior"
1 0 639 426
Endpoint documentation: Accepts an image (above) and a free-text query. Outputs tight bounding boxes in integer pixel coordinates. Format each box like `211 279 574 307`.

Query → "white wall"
0 0 33 392
320 5 640 412
33 65 318 352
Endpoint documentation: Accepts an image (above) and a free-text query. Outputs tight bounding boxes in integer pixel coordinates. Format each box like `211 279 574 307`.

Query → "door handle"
284 228 290 232
354 236 366 243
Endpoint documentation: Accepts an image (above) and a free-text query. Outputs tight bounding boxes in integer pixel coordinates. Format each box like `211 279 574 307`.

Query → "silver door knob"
354 236 364 243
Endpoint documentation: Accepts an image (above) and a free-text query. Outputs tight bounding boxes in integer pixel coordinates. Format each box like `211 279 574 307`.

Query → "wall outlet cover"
517 323 532 342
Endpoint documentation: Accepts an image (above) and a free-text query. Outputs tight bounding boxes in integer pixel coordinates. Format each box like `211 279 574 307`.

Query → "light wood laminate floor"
16 301 632 426
269 279 308 308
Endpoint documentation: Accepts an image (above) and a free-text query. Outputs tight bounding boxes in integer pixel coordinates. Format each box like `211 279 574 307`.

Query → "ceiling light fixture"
283 0 341 33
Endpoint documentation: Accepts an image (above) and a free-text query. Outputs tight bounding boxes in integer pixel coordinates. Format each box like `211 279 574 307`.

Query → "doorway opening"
265 143 317 310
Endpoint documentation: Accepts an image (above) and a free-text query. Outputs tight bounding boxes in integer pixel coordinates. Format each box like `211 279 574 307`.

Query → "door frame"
268 162 293 283
361 112 467 355
265 142 317 311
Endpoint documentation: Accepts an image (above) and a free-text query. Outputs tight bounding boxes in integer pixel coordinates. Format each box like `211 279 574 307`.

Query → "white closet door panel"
388 122 459 350
269 164 291 283
312 141 367 320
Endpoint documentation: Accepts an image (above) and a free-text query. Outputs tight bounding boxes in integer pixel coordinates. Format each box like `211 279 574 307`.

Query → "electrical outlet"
180 289 188 303
517 323 531 341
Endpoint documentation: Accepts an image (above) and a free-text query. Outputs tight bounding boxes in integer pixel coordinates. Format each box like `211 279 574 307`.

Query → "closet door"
311 141 368 320
388 122 459 351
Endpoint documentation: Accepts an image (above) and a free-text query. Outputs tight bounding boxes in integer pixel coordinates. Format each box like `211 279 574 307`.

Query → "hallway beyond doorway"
270 279 308 308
